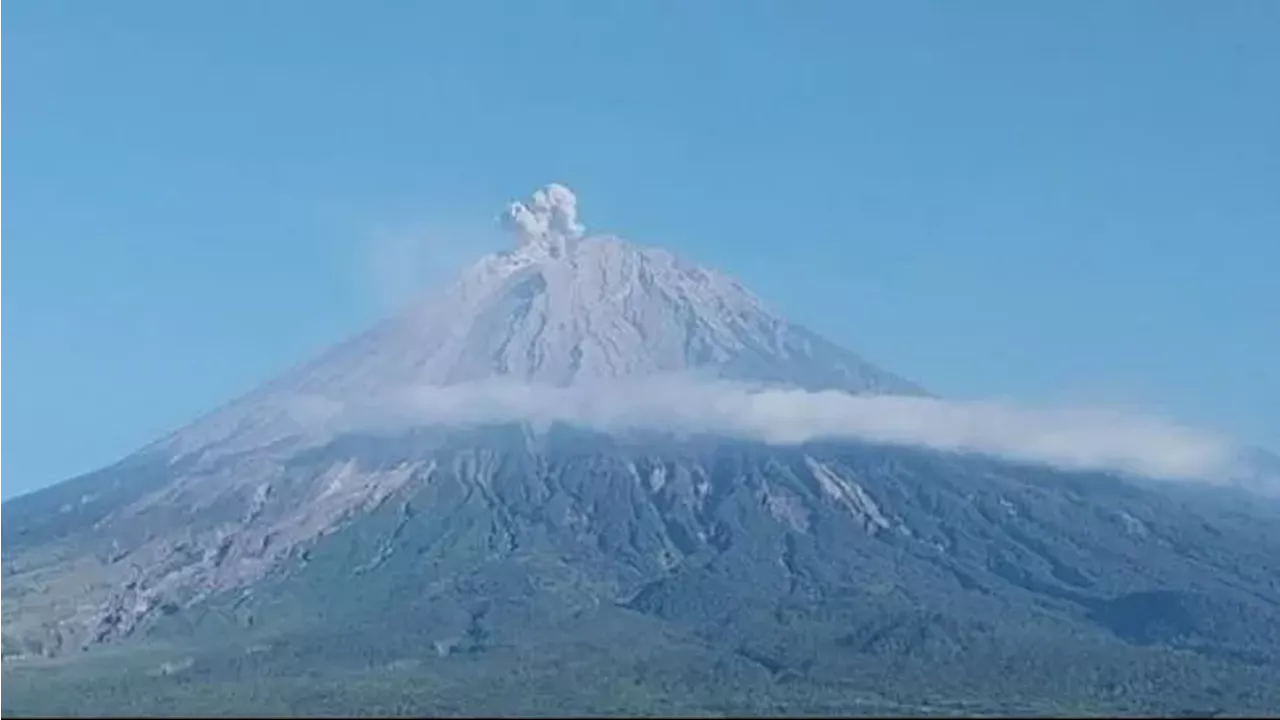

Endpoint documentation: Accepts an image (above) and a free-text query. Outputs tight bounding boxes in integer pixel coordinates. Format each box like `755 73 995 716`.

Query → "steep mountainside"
4 185 1279 716
151 184 920 464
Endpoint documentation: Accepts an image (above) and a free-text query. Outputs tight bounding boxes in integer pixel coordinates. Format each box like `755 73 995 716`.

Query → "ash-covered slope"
1 183 920 662
4 184 1279 715
155 184 921 462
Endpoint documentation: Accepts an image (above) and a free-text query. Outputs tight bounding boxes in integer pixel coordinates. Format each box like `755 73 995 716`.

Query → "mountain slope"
7 426 1280 715
4 185 1279 716
152 184 921 464
1 185 923 660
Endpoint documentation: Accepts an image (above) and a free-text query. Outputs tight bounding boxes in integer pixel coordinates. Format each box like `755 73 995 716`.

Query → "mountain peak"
153 184 923 460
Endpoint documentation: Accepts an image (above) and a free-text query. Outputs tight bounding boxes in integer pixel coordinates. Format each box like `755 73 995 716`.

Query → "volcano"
4 185 1279 717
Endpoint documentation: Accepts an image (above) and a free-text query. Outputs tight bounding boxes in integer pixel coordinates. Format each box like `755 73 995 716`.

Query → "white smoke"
328 376 1235 482
364 218 509 312
501 183 585 256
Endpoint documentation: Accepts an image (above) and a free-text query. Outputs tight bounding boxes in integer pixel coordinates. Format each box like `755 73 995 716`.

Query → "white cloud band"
321 376 1234 481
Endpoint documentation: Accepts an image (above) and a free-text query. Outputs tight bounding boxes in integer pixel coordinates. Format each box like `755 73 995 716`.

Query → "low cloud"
327 376 1235 482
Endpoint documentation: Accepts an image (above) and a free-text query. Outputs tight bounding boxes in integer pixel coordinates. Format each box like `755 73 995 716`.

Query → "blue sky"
4 1 1278 499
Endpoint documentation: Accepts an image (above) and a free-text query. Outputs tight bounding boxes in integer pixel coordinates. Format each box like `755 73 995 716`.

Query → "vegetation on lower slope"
5 427 1280 716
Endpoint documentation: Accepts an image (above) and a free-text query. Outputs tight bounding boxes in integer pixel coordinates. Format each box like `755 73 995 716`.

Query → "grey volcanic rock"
153 185 919 466
3 185 1279 715
2 185 918 665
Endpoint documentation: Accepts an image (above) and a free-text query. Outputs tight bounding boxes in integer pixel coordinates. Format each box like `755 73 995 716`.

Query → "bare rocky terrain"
5 186 1279 716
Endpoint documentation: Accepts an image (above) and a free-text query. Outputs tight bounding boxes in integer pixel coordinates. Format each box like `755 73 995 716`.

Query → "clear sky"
4 1 1278 499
